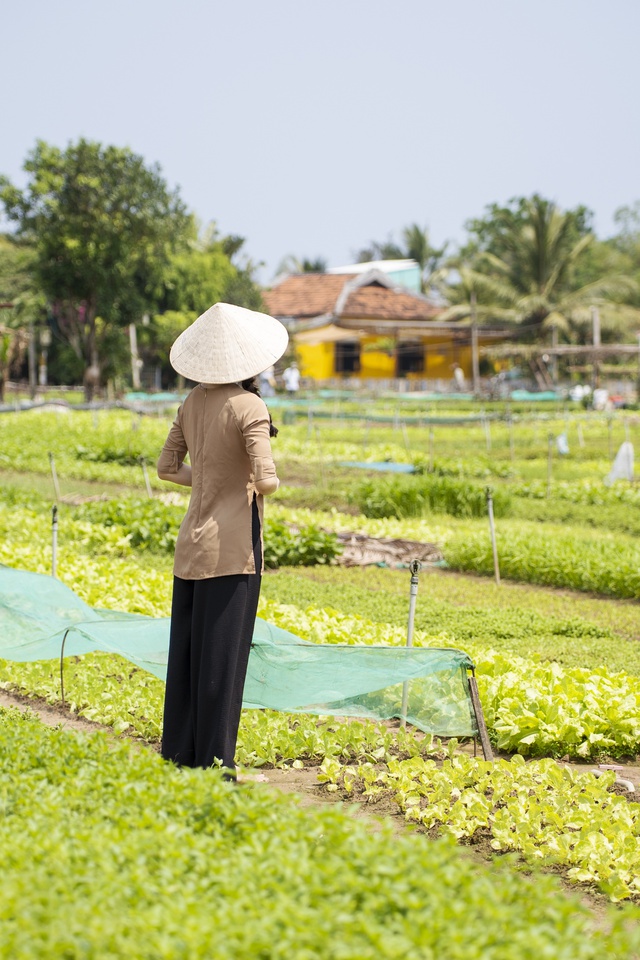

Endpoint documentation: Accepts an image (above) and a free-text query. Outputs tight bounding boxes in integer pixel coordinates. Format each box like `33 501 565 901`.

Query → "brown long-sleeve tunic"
157 382 279 579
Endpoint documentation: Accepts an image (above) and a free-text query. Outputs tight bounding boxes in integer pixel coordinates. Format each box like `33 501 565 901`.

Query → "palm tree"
358 224 447 294
440 197 638 341
276 255 327 276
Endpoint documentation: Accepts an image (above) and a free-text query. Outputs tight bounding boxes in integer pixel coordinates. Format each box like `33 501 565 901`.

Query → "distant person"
282 361 300 395
452 364 466 391
593 387 609 411
258 365 276 397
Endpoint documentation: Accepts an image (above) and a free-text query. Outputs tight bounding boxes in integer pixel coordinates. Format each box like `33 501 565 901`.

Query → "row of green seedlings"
44 496 342 569
353 412 635 464
3 640 640 902
6 590 640 765
3 707 636 956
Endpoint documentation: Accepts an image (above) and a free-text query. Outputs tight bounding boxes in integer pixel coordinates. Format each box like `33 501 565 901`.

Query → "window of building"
335 340 361 373
396 340 424 376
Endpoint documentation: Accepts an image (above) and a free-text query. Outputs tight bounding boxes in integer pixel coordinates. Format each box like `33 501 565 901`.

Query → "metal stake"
51 505 58 578
483 416 491 452
401 421 410 454
315 425 326 487
48 451 61 501
60 627 71 706
485 487 500 586
400 560 421 726
546 433 553 498
428 426 434 472
140 457 153 498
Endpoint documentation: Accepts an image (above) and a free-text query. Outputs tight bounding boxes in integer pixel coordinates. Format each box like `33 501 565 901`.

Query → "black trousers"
161 500 262 771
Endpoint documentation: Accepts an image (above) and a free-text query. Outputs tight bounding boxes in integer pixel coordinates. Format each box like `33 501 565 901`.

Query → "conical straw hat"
169 302 289 383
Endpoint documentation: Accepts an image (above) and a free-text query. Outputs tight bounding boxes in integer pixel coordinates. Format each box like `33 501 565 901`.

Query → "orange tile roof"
343 285 440 321
263 274 346 319
263 273 441 322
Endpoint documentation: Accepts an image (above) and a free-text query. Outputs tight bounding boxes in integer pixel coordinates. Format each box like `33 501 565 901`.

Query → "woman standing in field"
157 302 288 777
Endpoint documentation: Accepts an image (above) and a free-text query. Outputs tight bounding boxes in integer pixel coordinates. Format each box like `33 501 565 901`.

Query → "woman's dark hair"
241 377 279 437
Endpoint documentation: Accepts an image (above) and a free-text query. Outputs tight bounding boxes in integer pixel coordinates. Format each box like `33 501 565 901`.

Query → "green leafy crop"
0 707 638 956
321 753 640 902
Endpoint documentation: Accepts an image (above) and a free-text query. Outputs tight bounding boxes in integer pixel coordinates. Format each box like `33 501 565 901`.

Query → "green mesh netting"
0 566 478 737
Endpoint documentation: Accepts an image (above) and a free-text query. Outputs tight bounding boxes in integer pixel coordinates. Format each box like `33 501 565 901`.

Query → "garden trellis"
0 565 491 755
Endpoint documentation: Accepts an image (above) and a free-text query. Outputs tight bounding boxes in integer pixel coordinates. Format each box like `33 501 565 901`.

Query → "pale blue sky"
3 1 639 281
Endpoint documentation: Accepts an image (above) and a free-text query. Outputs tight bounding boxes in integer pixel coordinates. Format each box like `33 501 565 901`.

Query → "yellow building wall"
295 329 489 381
456 345 472 378
296 340 335 379
424 346 450 378
360 336 395 377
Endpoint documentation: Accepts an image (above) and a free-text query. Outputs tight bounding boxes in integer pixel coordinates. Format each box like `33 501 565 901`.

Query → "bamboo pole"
482 415 491 452
468 671 494 761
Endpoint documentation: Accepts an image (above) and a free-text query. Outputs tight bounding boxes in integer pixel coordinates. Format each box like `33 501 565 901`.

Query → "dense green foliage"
0 141 263 395
0 139 191 396
72 497 340 568
1 526 639 764
4 708 637 957
320 753 640 902
444 520 640 599
352 473 512 519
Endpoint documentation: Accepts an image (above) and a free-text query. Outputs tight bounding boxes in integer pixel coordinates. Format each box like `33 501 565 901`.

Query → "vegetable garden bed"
2 403 640 929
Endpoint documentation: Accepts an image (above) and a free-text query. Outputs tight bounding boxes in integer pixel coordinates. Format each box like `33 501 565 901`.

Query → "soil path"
0 688 391 823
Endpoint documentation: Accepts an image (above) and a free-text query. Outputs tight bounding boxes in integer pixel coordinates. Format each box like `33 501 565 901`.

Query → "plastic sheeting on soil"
604 442 634 485
0 566 478 737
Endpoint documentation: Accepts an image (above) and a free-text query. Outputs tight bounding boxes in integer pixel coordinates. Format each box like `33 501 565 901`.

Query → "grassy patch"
261 566 640 675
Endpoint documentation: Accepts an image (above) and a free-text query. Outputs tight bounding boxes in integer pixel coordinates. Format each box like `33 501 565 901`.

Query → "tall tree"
140 223 264 383
0 235 45 399
608 202 640 310
1 139 190 399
